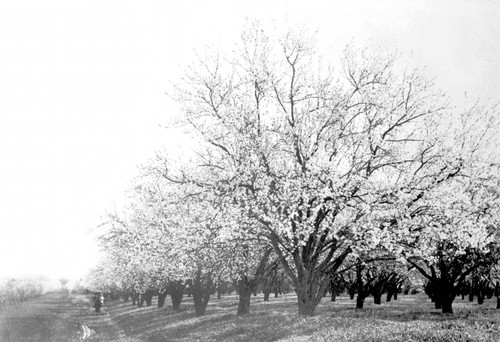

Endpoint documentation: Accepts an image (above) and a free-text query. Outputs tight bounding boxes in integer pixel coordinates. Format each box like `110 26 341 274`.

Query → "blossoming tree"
171 24 487 316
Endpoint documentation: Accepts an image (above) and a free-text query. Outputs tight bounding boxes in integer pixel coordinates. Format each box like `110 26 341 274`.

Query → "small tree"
58 278 69 289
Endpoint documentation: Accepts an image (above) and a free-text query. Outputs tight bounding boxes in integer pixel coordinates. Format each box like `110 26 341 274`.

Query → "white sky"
0 0 499 280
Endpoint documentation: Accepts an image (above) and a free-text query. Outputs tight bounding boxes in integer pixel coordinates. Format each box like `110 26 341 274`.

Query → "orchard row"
88 24 500 316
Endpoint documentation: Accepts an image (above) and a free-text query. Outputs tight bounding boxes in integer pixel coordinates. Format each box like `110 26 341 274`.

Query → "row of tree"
0 278 46 305
88 24 500 316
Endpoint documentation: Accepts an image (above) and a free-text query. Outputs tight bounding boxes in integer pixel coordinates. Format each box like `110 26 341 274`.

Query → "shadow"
99 292 500 342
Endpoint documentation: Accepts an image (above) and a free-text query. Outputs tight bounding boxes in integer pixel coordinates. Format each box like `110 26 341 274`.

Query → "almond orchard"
88 24 500 319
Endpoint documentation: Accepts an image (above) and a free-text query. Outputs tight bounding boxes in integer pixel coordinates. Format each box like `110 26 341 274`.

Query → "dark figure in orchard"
93 292 103 314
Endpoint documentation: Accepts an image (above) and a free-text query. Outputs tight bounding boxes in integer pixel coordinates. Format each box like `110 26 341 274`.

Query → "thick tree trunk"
393 291 398 300
168 280 184 311
192 270 213 317
236 274 261 315
434 297 442 309
235 248 272 315
158 291 167 308
436 278 455 314
373 294 382 305
386 292 393 302
329 278 342 302
441 296 454 314
268 223 351 317
477 291 484 305
237 282 253 316
143 290 154 306
295 275 329 316
356 295 365 309
355 264 366 310
262 277 272 302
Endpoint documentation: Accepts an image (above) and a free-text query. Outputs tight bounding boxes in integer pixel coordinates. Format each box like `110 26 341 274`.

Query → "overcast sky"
0 0 498 280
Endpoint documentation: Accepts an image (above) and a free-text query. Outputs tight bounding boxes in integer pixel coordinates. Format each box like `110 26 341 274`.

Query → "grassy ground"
1 291 499 341
0 291 137 341
102 293 500 342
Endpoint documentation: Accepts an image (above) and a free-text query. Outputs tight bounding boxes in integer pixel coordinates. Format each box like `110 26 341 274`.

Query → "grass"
96 293 500 342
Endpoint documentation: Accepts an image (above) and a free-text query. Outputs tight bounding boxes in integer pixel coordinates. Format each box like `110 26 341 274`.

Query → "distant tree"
403 170 500 313
58 278 69 289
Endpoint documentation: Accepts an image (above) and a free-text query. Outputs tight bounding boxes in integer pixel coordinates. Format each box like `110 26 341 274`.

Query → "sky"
0 0 499 280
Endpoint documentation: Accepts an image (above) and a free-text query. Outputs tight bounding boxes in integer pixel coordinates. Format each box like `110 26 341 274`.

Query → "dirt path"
0 291 140 341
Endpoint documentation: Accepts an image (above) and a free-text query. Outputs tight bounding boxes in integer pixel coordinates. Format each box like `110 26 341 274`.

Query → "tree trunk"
168 280 184 311
192 270 213 317
269 229 350 317
386 292 393 302
158 291 167 308
144 290 154 306
132 291 139 306
434 297 442 309
373 294 382 305
477 292 484 305
236 248 272 315
262 277 272 302
273 273 283 298
236 275 261 315
393 291 398 300
237 283 253 316
441 296 454 314
295 275 329 316
356 295 365 309
355 264 366 310
436 279 455 314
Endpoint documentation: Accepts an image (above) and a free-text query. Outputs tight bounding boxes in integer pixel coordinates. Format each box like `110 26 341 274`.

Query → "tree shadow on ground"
102 293 500 342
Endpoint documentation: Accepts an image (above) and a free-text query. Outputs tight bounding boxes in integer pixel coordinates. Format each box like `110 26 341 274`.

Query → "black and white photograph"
1 1 499 341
